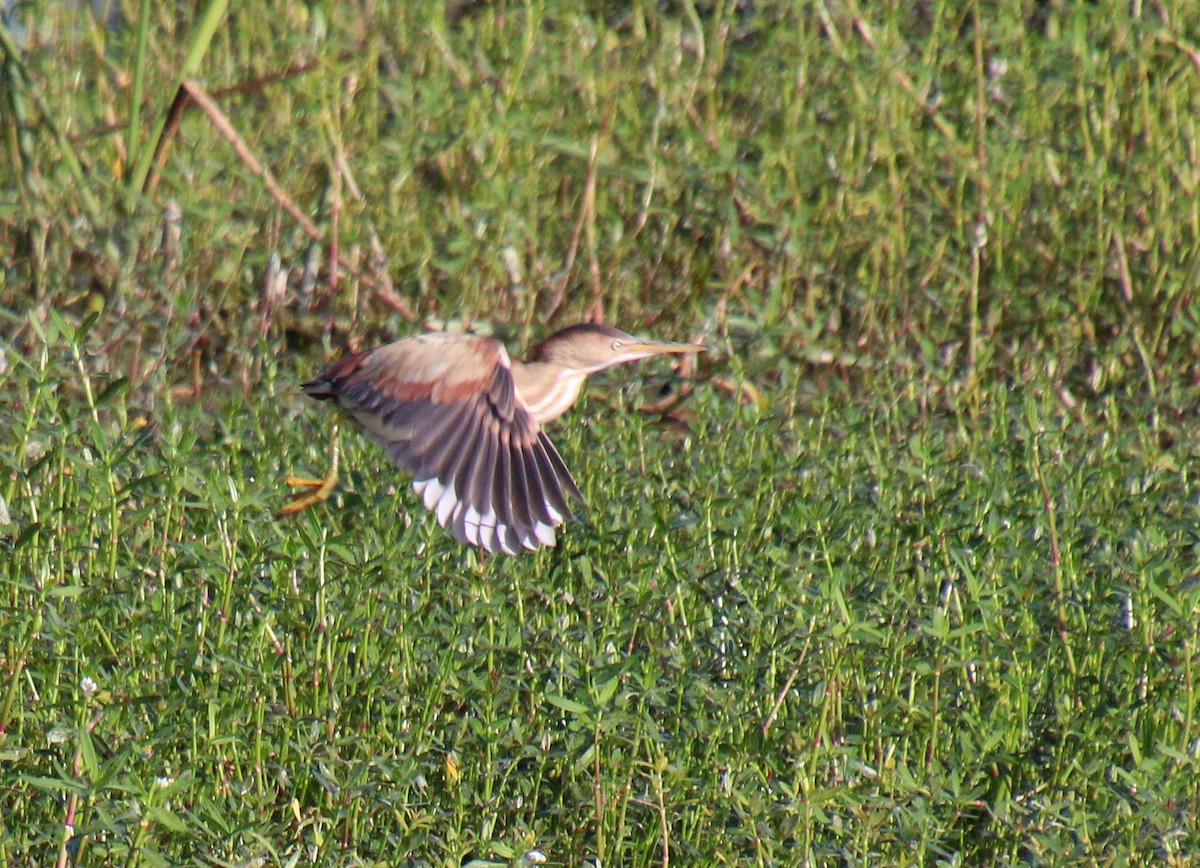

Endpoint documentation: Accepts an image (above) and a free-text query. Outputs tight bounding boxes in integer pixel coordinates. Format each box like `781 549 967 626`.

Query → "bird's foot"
277 471 338 517
283 476 327 489
277 424 340 517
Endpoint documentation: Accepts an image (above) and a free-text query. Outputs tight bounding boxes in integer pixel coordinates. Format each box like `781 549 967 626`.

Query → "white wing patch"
413 476 564 554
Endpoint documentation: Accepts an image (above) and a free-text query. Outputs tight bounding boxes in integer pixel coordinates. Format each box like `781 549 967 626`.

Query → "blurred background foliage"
3 0 1200 864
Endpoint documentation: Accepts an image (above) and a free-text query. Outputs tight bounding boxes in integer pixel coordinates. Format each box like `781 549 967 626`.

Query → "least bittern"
282 323 704 554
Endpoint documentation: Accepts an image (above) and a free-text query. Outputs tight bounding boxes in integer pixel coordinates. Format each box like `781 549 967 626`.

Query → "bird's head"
530 323 705 373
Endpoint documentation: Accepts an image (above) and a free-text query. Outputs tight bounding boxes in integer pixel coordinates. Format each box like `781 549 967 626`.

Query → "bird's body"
291 323 703 554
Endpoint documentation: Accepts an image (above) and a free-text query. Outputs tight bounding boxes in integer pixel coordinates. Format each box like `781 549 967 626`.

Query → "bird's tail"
301 377 337 400
301 350 368 401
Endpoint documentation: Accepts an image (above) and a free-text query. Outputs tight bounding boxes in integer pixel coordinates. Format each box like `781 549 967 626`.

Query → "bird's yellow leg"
278 423 340 517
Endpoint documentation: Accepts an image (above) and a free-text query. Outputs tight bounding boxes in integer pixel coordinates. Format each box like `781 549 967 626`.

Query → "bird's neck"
512 362 589 424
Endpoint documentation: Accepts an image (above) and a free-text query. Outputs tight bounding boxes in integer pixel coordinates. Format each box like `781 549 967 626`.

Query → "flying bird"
282 323 704 554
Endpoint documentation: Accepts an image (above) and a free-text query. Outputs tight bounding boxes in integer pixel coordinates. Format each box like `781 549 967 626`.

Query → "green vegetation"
3 1 1200 864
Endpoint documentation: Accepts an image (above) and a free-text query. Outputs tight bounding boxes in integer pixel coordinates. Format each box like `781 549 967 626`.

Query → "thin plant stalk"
127 0 231 194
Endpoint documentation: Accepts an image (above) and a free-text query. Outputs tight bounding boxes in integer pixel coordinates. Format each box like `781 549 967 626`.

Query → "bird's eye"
611 340 623 351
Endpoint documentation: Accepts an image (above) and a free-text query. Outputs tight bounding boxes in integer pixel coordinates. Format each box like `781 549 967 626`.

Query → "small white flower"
80 677 98 697
156 776 174 789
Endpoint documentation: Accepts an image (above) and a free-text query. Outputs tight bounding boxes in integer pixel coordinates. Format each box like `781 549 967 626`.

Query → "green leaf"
544 694 590 716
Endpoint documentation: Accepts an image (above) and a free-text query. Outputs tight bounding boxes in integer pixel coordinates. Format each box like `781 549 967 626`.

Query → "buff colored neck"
511 361 590 424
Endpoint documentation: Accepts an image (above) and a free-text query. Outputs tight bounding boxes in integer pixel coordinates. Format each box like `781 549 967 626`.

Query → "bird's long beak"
623 338 707 357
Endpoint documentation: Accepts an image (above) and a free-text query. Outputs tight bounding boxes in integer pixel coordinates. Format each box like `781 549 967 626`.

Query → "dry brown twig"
139 78 418 321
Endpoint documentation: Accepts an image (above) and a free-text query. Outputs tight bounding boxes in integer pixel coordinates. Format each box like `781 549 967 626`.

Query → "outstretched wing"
303 333 582 554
